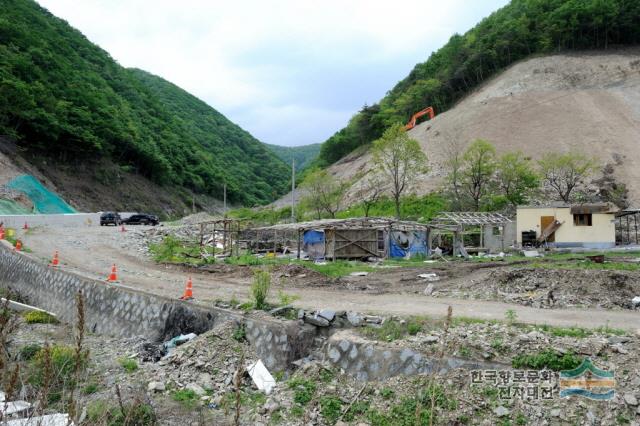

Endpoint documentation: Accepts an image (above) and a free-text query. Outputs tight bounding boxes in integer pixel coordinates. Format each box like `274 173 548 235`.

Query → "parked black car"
100 212 122 226
122 213 159 226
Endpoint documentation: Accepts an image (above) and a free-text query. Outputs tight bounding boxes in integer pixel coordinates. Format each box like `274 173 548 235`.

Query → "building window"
573 213 592 226
377 230 385 251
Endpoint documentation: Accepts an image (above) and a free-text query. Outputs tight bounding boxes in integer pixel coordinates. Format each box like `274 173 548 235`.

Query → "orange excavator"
405 106 435 130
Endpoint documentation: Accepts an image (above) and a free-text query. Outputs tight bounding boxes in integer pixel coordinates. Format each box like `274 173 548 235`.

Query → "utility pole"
291 158 296 222
223 183 227 217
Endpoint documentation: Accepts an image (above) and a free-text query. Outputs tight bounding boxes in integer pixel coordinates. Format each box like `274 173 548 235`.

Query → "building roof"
517 202 619 213
251 217 433 232
430 211 512 226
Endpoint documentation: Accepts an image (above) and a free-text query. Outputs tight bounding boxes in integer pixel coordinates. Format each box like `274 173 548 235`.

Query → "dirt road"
19 225 640 331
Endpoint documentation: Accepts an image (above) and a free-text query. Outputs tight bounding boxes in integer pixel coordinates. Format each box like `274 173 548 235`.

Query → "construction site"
3 1 640 424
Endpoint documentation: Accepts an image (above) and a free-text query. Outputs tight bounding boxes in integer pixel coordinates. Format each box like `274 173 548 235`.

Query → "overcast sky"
37 0 509 147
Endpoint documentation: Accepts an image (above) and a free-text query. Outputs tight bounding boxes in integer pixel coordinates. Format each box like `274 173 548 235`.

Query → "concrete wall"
0 241 312 371
324 331 506 381
483 221 517 252
516 207 616 248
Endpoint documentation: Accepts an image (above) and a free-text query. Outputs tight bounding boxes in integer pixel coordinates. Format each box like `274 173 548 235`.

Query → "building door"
540 216 556 242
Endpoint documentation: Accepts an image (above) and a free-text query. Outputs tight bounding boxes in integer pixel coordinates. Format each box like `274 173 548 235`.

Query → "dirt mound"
275 49 640 207
435 267 640 310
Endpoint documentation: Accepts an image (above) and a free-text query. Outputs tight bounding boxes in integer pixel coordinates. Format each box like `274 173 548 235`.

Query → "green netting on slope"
0 199 32 214
6 175 76 214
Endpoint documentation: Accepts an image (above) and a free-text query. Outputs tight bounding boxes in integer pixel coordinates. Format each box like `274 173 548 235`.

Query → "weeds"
23 310 59 324
251 270 271 310
512 349 581 371
360 317 428 342
320 395 343 424
288 377 317 405
277 290 300 306
87 397 156 425
119 358 138 373
172 389 199 409
505 309 517 325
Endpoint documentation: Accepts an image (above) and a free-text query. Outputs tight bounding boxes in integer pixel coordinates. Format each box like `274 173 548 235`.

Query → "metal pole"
291 158 296 222
297 229 302 259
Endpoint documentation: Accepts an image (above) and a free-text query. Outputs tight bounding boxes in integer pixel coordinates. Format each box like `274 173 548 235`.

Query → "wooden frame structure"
197 218 245 260
242 217 435 260
615 209 640 245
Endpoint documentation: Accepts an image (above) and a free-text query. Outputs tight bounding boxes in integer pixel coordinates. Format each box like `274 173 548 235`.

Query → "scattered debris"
632 296 640 308
163 332 197 353
349 271 369 276
418 273 439 282
523 250 541 258
247 359 276 394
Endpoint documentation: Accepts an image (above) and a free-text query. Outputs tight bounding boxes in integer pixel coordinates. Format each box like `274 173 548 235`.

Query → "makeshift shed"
244 217 432 260
429 212 514 256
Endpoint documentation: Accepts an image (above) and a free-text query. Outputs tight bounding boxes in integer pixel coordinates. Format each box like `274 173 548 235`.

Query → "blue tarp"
303 230 325 245
389 231 428 258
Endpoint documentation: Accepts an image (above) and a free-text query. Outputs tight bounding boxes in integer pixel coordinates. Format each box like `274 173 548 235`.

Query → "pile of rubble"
431 267 640 310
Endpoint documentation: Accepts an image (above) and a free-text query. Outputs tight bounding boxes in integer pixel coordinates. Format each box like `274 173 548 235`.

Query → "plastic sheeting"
389 231 428 258
6 175 75 214
303 229 325 260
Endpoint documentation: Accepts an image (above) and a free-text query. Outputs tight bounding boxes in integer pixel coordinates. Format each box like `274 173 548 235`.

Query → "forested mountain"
265 143 321 171
0 0 289 206
316 0 640 167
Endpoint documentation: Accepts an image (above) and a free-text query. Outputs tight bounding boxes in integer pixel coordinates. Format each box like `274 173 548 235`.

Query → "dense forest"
265 143 321 171
0 0 290 205
316 0 640 167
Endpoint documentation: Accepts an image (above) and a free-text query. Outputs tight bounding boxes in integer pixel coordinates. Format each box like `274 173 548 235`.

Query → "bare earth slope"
312 49 640 205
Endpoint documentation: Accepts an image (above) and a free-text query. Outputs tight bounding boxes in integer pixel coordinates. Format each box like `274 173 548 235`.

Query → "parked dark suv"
100 212 122 226
122 213 159 226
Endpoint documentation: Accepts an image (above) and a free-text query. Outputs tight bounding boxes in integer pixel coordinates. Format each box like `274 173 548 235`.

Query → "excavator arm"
405 106 435 130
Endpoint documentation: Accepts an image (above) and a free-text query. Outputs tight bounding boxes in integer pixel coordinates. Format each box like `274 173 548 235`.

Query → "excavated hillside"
322 49 640 206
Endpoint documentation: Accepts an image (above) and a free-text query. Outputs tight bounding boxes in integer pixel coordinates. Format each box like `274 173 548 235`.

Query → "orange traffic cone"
23 222 28 230
120 225 127 232
107 264 118 282
49 251 60 267
14 239 22 251
179 277 193 300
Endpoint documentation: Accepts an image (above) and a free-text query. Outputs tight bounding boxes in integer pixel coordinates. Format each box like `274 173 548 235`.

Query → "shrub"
251 270 271 310
19 343 42 360
232 324 246 342
30 344 86 401
23 310 59 324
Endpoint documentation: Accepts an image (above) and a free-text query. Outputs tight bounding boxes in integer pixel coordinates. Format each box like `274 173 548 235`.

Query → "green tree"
461 139 496 211
495 151 539 209
352 170 385 217
299 168 348 219
538 151 599 202
372 124 428 218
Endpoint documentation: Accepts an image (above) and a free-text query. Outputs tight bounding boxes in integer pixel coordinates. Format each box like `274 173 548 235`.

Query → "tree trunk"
394 195 401 219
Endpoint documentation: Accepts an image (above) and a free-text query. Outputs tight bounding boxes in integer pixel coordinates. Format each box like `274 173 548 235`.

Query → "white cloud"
36 0 509 145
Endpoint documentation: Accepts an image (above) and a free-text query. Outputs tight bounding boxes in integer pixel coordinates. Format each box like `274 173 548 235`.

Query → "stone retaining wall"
0 241 313 370
324 331 507 381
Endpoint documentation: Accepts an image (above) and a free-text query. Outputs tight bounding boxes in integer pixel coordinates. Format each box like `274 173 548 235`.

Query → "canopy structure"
430 212 512 227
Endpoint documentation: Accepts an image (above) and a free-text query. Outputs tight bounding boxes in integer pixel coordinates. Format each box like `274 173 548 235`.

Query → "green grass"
172 389 199 408
287 377 317 406
23 310 59 324
86 399 155 425
19 343 42 360
305 260 376 278
360 317 427 342
320 396 343 424
512 349 581 371
118 358 138 373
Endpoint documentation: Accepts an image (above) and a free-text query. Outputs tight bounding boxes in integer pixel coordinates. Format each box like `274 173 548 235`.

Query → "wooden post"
212 222 216 263
425 228 431 256
332 228 336 261
274 230 277 255
297 229 302 259
635 214 638 245
627 215 631 245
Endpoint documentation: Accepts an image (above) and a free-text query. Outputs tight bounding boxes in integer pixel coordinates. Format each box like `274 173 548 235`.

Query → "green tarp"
5 175 75 214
